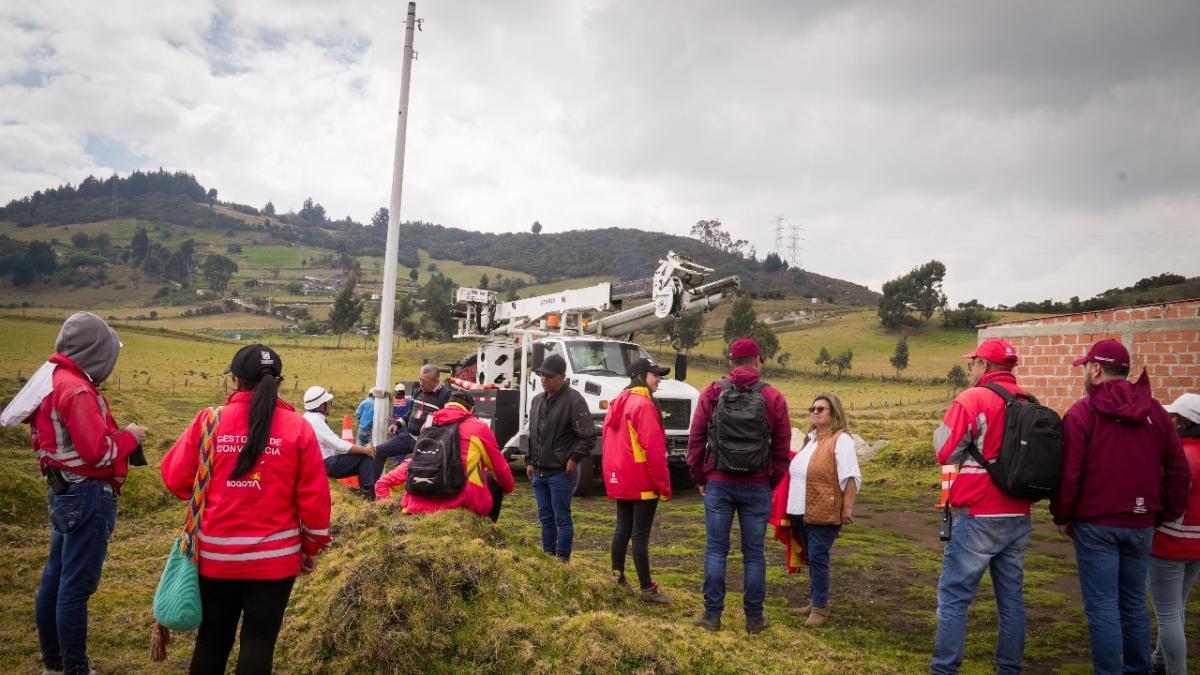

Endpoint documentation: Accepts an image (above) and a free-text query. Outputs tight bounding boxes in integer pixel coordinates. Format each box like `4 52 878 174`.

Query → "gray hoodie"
56 312 121 384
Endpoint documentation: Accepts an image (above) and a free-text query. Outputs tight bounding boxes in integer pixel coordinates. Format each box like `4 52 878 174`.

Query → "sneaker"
746 615 768 634
692 613 721 632
639 581 673 605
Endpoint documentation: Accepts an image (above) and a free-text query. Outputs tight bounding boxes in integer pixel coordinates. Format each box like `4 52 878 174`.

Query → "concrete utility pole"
371 2 419 444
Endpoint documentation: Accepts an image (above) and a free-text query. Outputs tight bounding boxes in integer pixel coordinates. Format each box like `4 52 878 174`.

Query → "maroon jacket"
1051 372 1189 528
686 366 791 487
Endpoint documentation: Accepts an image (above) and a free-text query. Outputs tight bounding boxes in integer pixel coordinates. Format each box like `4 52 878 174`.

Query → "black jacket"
406 384 452 432
527 384 594 472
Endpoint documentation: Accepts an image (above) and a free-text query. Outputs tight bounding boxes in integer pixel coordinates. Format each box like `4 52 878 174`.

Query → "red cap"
1072 338 1130 369
962 338 1018 365
729 338 761 360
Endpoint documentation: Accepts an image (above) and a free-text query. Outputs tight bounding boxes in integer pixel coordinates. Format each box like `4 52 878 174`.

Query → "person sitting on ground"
374 391 515 522
302 386 376 497
603 357 673 605
371 365 451 478
769 392 861 627
1147 392 1200 675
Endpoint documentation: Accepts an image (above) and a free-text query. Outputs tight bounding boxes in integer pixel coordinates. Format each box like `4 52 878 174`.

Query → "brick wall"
977 299 1200 414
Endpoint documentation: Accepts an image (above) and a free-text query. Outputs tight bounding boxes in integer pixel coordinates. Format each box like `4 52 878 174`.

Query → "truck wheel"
574 455 596 497
670 466 695 491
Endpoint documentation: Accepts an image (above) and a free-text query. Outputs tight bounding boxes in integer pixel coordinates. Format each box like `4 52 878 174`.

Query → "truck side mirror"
674 352 688 382
531 342 545 372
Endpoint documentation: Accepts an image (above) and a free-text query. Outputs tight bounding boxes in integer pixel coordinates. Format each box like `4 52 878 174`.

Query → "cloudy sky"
2 1 1198 305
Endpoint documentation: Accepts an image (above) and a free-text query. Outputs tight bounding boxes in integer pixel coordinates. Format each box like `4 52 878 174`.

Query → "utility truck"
447 252 739 494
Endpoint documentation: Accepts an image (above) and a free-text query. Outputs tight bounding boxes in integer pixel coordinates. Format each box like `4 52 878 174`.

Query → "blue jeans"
373 430 415 480
701 480 772 619
1148 555 1200 675
1071 522 1154 675
35 479 118 675
931 514 1030 675
531 470 579 560
792 519 841 608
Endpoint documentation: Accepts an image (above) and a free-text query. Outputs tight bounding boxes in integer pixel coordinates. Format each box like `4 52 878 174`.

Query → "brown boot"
793 602 812 616
640 582 673 606
805 605 830 627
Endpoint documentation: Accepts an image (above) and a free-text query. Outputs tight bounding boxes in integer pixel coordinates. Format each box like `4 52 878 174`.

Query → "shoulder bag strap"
182 406 223 562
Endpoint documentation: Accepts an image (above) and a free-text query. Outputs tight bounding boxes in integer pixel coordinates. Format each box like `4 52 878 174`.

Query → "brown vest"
804 431 843 525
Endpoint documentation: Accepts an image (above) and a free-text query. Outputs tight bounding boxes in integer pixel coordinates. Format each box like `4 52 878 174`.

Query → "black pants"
324 454 375 489
487 474 505 523
611 499 659 589
190 575 296 675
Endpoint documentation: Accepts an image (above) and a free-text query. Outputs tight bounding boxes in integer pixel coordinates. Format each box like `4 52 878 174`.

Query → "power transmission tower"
787 223 803 269
773 215 786 254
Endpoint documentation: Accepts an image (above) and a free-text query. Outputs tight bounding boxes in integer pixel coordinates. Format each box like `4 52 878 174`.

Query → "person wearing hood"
1148 393 1200 675
1051 339 1189 675
374 390 515 521
931 338 1033 675
687 338 792 634
3 312 147 675
602 357 674 606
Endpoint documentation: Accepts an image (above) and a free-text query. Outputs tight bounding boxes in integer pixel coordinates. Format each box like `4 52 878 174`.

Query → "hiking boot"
639 582 672 605
746 615 768 634
805 605 831 627
612 570 635 596
692 614 721 632
358 487 377 501
792 602 812 616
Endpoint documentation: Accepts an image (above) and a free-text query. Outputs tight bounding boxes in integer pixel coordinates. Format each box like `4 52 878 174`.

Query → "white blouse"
786 431 862 517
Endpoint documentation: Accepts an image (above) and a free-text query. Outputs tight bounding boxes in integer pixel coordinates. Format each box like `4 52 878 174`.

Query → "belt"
532 467 563 477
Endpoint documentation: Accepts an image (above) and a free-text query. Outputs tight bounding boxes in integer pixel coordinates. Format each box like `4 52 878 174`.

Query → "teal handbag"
150 407 222 657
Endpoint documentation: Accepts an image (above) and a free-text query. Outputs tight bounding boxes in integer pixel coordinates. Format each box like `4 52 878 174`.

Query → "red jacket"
686 367 792 487
1153 430 1200 559
161 391 332 580
29 354 140 492
934 370 1033 516
374 404 515 517
1051 373 1189 528
602 387 671 501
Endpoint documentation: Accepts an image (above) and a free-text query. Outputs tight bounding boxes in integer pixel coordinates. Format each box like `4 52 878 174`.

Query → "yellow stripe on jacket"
466 433 493 487
627 420 647 463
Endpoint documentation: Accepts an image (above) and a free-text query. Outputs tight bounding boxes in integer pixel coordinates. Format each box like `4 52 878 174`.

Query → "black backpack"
406 420 466 497
706 379 771 475
964 383 1063 502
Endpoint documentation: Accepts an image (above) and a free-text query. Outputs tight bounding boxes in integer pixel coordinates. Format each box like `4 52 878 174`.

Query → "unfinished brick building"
976 298 1200 414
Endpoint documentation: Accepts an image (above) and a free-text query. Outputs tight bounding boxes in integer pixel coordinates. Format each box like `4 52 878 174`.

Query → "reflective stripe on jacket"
160 390 332 579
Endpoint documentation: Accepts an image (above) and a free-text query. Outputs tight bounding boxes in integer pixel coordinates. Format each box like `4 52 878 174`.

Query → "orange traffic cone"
336 415 360 489
936 465 958 508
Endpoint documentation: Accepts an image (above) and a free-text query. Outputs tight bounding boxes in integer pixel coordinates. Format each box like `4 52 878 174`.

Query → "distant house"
975 298 1200 413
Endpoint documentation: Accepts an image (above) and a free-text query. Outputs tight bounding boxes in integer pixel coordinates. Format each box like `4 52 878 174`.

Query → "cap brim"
650 366 670 376
961 351 978 360
1071 357 1090 367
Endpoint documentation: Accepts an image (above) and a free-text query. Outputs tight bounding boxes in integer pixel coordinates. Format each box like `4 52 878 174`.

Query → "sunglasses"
808 406 829 414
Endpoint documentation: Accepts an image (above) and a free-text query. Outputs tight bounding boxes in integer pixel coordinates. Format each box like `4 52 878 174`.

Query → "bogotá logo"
227 471 264 490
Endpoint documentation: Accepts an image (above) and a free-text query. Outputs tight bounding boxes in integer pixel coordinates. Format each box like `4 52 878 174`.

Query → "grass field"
3 315 1197 672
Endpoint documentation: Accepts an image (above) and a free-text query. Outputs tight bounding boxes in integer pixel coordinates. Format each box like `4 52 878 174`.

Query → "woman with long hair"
769 392 861 627
161 344 331 674
602 357 673 604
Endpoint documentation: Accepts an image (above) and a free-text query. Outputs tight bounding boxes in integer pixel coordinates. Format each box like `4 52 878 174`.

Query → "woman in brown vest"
770 393 861 627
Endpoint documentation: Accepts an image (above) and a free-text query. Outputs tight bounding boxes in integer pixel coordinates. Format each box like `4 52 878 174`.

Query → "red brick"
1180 353 1196 365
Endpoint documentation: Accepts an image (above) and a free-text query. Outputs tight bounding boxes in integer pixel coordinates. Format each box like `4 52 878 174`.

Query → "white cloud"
1 0 1198 305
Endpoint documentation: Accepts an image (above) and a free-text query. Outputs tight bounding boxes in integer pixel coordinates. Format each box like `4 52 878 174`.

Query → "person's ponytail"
233 369 280 478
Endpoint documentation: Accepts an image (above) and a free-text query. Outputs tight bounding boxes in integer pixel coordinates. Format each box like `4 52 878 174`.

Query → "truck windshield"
565 341 650 377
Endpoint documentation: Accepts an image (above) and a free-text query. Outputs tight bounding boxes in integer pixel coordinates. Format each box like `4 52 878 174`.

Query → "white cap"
394 382 407 394
303 385 334 411
1165 393 1200 425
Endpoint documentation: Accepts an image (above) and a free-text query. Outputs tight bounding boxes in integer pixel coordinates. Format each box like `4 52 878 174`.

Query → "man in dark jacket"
373 364 452 479
526 354 594 561
2 312 148 675
686 338 791 635
1051 339 1189 675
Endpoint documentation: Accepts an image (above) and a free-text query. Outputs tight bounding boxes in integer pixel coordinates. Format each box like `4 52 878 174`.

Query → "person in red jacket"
161 344 331 675
1050 339 1189 675
686 338 791 635
0 312 147 675
931 338 1033 675
603 357 673 605
374 390 515 521
1149 393 1200 674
